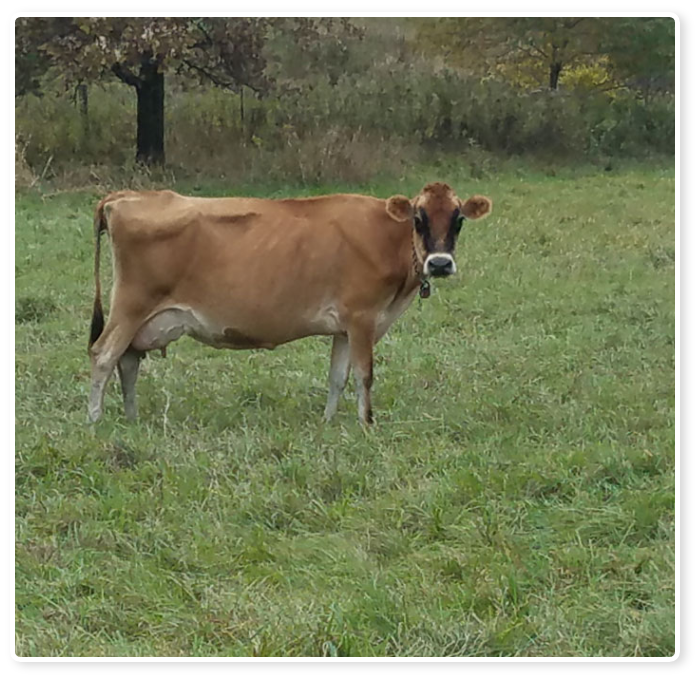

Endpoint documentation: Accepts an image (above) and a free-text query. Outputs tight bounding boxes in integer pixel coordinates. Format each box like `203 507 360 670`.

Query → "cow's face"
386 182 492 278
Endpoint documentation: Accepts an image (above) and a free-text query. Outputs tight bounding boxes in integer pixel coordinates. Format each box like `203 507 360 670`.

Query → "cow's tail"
89 199 108 348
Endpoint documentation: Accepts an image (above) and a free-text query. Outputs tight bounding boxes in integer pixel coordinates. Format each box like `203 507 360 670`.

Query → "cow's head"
385 182 492 278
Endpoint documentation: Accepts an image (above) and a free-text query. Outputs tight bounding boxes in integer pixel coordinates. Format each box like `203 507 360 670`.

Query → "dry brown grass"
168 125 416 186
15 136 37 189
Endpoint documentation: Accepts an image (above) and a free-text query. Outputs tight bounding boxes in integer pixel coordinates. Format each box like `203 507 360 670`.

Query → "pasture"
15 163 675 657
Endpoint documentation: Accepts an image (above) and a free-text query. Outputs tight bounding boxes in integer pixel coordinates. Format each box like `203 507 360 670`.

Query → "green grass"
15 162 675 657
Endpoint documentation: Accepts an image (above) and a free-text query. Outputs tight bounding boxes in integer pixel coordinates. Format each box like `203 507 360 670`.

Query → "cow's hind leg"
88 319 141 423
324 333 351 421
117 349 143 421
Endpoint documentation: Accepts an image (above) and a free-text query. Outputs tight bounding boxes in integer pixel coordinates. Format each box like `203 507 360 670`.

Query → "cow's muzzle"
424 253 456 278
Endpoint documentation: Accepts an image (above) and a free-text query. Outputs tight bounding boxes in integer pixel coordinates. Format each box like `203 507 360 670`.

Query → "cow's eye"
413 214 424 231
455 215 466 233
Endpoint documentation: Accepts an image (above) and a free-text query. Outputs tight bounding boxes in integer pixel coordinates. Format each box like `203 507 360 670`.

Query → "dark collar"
411 236 431 299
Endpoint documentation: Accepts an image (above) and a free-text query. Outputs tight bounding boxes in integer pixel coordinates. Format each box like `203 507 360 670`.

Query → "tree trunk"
77 83 89 136
135 61 165 166
549 61 563 90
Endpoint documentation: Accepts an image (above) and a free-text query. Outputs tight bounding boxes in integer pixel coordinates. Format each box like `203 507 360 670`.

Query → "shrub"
15 62 673 187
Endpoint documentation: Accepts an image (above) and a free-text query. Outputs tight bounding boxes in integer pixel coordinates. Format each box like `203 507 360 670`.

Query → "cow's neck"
410 233 430 299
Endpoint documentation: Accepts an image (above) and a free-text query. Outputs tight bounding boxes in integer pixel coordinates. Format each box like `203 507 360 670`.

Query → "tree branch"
182 58 237 92
564 18 587 30
111 62 142 88
516 42 548 60
182 57 264 95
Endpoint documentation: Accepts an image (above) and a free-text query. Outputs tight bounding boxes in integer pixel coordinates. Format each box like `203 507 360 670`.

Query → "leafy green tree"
16 18 276 165
601 18 675 98
15 18 53 97
17 17 365 166
414 17 674 94
416 17 601 90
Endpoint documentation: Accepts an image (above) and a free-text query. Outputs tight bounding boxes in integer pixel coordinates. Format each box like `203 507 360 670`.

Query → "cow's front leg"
348 320 375 425
324 333 351 421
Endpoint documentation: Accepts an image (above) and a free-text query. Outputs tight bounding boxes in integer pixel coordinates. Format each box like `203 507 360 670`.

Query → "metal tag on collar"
419 279 431 299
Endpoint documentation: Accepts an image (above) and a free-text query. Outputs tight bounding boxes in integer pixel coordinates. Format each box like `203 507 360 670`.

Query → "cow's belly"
130 302 342 353
130 288 412 354
131 306 278 351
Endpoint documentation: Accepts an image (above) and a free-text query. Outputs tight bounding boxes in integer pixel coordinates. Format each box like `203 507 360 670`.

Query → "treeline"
15 17 675 184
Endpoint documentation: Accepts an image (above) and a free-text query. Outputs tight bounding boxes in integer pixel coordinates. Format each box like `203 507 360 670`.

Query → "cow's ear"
462 195 492 220
386 195 413 222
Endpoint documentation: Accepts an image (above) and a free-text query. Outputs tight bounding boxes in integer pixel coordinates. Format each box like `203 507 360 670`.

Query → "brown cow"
87 183 492 424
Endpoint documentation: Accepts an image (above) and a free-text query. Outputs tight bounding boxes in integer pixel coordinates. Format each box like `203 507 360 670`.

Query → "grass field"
15 162 675 657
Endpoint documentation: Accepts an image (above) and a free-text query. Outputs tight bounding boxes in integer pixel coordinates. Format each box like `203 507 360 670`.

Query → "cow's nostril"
427 255 454 277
